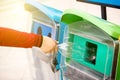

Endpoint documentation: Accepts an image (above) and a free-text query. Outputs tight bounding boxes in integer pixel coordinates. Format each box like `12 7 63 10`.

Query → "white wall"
107 7 120 25
0 0 32 32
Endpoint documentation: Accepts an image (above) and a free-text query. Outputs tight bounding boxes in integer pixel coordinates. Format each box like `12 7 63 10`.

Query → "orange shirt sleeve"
0 27 43 48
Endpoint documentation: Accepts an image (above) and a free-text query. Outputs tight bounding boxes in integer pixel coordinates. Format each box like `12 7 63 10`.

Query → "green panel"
61 14 83 24
116 52 120 80
68 34 74 42
67 34 113 76
61 9 120 39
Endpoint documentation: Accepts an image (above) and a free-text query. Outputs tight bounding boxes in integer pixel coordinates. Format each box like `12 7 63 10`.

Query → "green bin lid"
61 9 120 39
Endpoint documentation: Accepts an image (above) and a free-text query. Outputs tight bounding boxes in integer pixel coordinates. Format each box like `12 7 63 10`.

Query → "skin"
40 36 58 54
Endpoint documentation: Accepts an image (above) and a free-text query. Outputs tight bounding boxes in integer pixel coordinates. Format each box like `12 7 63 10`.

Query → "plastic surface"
0 46 59 80
88 0 120 8
59 11 119 79
115 42 120 80
61 9 120 39
25 0 63 40
60 60 104 80
32 47 52 63
25 0 65 74
25 0 62 22
60 21 115 76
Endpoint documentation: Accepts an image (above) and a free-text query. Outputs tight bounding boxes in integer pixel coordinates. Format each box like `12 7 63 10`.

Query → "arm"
0 27 57 53
0 27 43 48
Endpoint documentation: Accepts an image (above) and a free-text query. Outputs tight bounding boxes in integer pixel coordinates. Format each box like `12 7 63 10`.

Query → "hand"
40 36 58 54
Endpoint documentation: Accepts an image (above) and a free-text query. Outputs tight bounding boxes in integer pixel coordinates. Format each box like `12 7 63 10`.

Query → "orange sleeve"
0 27 43 48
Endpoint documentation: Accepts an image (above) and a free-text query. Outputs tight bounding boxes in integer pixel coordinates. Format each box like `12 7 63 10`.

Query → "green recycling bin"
59 9 120 80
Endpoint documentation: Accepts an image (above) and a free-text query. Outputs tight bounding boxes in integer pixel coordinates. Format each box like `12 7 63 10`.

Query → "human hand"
40 36 58 54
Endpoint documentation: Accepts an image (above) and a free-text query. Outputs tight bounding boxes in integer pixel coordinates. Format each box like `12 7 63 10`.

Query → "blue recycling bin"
24 0 66 74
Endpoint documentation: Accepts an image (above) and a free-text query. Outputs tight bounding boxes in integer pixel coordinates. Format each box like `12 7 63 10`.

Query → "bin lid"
24 0 62 26
66 20 114 46
61 9 120 39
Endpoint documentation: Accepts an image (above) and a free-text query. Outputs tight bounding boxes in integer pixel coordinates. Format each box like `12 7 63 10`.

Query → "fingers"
54 41 58 53
49 40 58 54
53 44 58 54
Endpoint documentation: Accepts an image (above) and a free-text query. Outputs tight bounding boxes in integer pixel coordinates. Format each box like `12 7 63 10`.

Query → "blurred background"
0 0 119 32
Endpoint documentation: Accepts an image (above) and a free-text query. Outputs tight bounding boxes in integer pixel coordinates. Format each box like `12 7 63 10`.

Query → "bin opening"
85 42 97 65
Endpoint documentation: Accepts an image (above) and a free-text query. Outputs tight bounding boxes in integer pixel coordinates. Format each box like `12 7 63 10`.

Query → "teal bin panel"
67 34 113 76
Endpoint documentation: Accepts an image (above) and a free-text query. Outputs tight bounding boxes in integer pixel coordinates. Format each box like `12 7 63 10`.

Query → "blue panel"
87 0 120 7
25 0 62 22
32 21 52 37
89 0 108 4
109 0 120 6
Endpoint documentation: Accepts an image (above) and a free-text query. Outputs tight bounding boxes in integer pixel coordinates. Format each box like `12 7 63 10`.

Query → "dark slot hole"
85 42 97 65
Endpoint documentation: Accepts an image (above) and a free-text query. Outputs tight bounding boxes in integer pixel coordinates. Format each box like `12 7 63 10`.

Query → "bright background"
0 0 120 32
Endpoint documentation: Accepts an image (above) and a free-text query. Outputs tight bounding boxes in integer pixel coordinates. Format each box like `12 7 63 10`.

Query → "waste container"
25 0 62 40
59 9 120 80
24 0 66 80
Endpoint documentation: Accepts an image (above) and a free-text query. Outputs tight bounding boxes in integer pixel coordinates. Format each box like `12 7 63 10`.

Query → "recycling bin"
59 9 120 80
24 1 67 80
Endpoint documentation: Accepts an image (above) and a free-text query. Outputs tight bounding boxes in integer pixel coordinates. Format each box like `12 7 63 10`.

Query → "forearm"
0 27 43 48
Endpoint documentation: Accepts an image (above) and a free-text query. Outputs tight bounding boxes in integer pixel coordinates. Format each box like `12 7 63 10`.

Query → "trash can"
24 0 66 80
59 9 120 80
25 0 62 40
